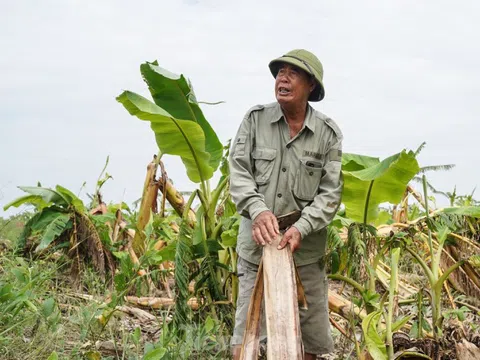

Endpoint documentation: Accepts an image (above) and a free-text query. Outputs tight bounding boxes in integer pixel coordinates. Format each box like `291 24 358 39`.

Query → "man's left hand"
277 226 302 252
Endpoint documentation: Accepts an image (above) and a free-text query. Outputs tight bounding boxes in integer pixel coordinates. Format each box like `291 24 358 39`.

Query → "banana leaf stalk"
386 248 400 359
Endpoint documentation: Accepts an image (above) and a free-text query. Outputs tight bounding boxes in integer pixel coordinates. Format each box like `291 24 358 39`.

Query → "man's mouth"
278 87 291 95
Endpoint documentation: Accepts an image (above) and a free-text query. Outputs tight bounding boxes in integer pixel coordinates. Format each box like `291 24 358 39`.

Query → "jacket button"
282 167 287 172
277 193 282 198
286 144 291 149
309 171 314 176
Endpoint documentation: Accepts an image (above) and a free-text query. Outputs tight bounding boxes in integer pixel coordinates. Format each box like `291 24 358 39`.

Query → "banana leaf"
362 311 388 360
3 194 48 211
141 62 223 172
342 150 419 223
117 62 223 183
117 91 214 183
442 206 480 218
34 211 72 252
4 185 84 212
13 186 69 208
342 153 379 171
55 185 85 212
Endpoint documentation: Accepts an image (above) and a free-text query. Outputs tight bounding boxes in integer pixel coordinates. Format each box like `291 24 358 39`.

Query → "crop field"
1 63 479 360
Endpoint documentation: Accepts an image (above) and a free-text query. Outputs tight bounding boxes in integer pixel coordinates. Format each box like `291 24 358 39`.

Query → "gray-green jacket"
229 102 343 266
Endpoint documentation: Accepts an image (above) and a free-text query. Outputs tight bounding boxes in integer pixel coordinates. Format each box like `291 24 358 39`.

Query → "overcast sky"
1 0 479 217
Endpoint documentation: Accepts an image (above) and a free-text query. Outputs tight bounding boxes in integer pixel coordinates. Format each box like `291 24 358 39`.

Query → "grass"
0 233 233 359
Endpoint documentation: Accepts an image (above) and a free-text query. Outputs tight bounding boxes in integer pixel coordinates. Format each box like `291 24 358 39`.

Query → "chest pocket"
293 159 323 201
233 135 247 157
252 147 277 185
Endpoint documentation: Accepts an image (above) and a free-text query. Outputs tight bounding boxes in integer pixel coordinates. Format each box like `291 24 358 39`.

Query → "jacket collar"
270 102 315 133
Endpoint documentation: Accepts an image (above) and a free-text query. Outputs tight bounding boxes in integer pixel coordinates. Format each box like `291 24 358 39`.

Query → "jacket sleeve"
293 138 343 239
228 112 270 221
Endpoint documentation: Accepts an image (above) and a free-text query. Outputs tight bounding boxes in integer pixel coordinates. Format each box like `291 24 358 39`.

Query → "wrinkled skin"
275 63 315 114
252 210 279 245
277 225 302 252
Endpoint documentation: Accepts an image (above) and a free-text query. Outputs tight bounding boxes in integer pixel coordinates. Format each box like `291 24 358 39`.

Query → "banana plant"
332 151 420 303
403 176 466 339
5 186 83 250
361 248 430 360
3 185 107 278
117 61 222 185
117 63 238 327
362 310 429 360
116 61 226 239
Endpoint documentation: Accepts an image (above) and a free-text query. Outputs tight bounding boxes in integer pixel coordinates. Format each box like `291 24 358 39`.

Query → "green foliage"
2 194 48 211
141 62 223 172
117 62 223 183
346 223 366 280
4 185 80 252
173 223 194 331
146 315 229 359
373 210 392 226
362 311 387 360
220 216 240 247
16 214 40 251
342 150 420 223
15 186 69 208
326 225 343 274
410 318 432 339
55 184 86 212
469 254 480 268
34 212 71 252
443 306 470 322
144 347 167 360
0 212 31 247
46 351 59 360
402 176 473 340
3 184 113 285
0 256 62 358
442 206 480 218
118 91 214 183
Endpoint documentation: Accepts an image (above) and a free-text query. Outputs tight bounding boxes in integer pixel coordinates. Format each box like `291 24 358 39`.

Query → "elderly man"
229 49 343 359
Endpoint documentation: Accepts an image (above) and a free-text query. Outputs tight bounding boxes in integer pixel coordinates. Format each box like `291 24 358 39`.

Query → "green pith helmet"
268 49 325 102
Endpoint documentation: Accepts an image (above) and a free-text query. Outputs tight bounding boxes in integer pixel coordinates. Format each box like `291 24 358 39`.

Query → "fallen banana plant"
125 296 200 310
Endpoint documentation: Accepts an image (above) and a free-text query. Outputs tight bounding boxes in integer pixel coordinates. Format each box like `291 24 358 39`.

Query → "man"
229 49 343 359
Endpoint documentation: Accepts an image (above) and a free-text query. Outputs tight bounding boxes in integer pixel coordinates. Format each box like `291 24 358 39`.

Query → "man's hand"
277 226 302 252
252 210 279 246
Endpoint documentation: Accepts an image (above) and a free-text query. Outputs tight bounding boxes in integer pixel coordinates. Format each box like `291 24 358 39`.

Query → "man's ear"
310 79 316 92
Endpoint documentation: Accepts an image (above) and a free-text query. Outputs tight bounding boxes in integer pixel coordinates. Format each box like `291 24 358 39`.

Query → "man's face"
274 63 314 107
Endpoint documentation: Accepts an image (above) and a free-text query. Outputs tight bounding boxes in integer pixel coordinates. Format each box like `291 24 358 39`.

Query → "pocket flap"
252 147 277 160
302 159 323 169
235 135 247 144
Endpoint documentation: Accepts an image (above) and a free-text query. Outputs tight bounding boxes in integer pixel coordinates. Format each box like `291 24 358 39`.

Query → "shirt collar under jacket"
269 102 316 133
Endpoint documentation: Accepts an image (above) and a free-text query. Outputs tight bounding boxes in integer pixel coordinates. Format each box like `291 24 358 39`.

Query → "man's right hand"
252 210 279 246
